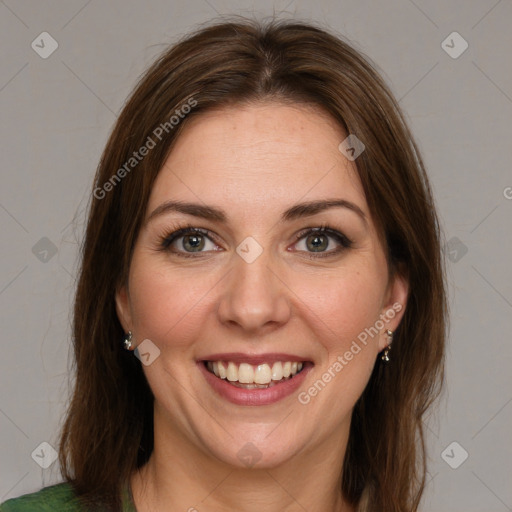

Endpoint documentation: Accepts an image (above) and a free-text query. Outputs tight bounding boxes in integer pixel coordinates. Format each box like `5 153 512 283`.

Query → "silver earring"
123 331 133 351
381 329 394 362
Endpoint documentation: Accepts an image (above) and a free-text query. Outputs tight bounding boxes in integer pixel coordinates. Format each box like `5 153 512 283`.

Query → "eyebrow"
146 198 367 225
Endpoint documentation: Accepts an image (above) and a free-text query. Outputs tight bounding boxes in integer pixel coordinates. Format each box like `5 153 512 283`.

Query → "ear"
378 271 409 352
115 284 132 333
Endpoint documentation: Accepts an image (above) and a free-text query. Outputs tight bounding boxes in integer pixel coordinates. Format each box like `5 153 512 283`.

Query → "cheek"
293 271 385 413
128 246 388 363
128 257 216 349
294 268 386 349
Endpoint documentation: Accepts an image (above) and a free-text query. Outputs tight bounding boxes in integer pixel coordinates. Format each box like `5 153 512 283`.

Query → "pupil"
307 234 327 252
184 234 204 251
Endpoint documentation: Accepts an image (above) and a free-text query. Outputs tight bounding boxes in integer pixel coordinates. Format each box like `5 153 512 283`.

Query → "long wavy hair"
58 17 446 512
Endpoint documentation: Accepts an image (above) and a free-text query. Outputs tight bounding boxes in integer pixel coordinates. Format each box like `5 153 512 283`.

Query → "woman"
0 17 446 512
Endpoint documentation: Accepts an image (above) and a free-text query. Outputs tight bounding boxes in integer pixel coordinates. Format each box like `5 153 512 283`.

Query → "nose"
216 248 291 333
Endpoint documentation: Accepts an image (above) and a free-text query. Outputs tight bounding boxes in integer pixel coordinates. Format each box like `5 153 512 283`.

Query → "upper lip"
198 353 312 365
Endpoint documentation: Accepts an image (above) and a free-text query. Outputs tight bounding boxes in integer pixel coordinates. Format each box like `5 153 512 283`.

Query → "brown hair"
58 17 446 512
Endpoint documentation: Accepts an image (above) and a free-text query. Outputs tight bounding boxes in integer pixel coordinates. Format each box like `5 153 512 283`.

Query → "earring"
381 329 394 362
123 331 134 351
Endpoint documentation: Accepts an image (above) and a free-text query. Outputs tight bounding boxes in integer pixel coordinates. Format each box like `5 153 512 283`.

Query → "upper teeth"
207 361 304 384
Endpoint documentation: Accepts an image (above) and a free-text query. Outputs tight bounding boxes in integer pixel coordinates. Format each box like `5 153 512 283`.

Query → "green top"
0 482 137 511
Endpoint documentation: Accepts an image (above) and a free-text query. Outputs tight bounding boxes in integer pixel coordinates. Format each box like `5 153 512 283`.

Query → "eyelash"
157 222 353 259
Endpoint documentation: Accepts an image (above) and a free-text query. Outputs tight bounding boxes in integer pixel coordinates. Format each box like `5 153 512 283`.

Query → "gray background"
1 0 511 510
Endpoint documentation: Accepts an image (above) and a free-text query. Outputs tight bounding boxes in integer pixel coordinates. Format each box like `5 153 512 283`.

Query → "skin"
116 102 408 512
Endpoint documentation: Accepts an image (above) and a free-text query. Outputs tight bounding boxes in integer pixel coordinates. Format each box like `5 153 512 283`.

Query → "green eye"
159 224 352 259
305 233 329 252
293 227 353 257
161 227 218 256
181 233 206 252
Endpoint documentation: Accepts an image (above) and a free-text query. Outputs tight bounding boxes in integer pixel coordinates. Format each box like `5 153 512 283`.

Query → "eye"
158 223 352 259
292 226 353 258
159 225 221 257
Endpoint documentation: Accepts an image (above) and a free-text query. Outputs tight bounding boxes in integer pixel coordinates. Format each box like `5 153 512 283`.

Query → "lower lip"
198 361 312 406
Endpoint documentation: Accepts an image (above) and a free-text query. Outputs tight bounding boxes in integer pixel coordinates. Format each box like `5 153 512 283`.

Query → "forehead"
147 102 366 218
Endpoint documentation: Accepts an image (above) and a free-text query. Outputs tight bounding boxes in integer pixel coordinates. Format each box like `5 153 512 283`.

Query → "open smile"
198 357 313 406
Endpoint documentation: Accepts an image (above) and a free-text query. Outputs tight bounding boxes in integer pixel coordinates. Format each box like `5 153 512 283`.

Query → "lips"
197 353 313 406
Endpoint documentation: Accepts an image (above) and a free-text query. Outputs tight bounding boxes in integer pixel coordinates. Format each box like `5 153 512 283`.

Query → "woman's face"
116 102 407 469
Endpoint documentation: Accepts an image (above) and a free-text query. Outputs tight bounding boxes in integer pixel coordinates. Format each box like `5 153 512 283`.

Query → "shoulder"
0 482 83 511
